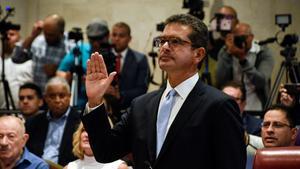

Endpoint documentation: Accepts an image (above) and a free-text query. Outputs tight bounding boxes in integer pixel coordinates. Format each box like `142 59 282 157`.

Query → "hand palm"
85 52 116 107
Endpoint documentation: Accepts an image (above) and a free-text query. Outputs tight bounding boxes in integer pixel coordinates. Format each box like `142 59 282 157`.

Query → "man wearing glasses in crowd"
261 104 298 148
81 14 245 169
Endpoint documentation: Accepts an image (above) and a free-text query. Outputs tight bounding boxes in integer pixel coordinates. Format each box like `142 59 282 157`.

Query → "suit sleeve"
213 98 247 169
81 105 132 163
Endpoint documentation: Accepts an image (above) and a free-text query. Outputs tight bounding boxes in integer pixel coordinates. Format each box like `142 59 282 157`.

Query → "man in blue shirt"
0 114 49 169
57 19 114 108
25 77 81 166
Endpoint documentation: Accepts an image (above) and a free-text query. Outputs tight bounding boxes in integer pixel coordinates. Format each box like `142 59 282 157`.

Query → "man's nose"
0 136 9 145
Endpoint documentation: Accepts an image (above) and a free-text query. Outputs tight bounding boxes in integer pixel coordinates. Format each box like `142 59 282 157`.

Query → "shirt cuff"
84 102 104 115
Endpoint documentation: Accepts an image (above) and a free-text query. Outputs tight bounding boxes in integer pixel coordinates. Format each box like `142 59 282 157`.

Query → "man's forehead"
162 23 191 36
264 110 288 121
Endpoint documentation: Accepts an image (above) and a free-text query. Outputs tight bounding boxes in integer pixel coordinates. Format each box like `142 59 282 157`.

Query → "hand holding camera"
225 33 247 60
279 84 296 107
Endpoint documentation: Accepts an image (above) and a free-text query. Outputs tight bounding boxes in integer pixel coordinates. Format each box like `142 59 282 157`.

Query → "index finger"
91 52 108 77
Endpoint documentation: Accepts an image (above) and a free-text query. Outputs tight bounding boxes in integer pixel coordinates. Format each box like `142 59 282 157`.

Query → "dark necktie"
115 54 122 74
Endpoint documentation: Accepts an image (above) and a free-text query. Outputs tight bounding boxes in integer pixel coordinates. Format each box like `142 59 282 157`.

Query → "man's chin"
264 142 278 148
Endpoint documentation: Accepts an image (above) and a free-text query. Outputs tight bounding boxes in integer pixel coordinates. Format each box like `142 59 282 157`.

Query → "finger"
96 52 109 77
87 59 91 75
107 72 117 84
94 53 101 74
90 53 96 74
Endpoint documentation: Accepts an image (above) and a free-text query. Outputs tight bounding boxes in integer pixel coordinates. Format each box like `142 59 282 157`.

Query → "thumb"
107 72 117 84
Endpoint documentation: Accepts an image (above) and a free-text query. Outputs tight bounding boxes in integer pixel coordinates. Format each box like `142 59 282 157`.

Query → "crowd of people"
0 5 299 169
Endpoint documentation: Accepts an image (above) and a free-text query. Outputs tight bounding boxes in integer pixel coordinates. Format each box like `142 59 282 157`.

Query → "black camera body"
68 27 83 42
234 35 247 49
284 83 300 96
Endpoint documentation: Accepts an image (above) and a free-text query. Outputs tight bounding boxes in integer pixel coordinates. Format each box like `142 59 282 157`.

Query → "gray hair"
45 77 70 93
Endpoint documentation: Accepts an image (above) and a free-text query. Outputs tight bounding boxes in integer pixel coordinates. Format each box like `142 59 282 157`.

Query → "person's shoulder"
132 88 162 104
128 48 147 59
198 82 230 100
24 148 49 168
26 111 47 123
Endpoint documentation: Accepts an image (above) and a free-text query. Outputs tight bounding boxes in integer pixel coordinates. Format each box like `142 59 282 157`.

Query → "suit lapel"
146 89 164 164
155 80 205 161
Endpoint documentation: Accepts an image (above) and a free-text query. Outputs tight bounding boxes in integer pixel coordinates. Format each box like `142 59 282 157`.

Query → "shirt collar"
249 40 261 53
165 73 199 100
112 48 128 58
46 107 71 120
15 148 31 167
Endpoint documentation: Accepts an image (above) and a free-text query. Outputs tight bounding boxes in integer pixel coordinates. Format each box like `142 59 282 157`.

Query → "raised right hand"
86 52 116 107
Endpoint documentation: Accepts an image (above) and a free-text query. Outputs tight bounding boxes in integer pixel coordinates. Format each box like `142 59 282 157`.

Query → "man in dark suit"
25 77 80 166
107 22 150 110
82 14 246 169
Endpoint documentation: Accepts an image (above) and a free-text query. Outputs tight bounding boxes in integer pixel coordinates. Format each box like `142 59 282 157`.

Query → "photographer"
56 19 114 108
0 27 33 109
216 23 274 111
208 5 239 60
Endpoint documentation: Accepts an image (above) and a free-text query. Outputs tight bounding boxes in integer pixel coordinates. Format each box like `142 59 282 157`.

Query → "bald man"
0 114 49 168
14 14 71 91
216 23 274 111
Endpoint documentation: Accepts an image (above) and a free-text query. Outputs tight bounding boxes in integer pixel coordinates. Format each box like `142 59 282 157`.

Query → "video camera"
210 13 234 33
68 27 83 42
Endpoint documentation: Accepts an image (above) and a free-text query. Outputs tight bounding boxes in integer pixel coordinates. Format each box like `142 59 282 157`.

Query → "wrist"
88 98 104 108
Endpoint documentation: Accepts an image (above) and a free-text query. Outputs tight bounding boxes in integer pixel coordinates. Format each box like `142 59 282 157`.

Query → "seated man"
25 77 81 166
222 81 262 136
0 114 49 169
261 104 298 148
18 82 44 118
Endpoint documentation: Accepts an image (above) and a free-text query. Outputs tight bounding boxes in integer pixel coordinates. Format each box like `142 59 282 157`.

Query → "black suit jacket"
82 80 246 169
119 48 150 109
25 107 81 166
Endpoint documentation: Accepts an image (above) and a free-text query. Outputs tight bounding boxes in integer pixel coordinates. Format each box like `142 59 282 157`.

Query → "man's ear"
194 47 206 64
291 128 298 141
22 133 29 146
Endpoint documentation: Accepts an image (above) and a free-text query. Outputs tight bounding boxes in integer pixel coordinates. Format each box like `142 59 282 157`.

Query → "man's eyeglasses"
261 121 292 129
154 36 192 48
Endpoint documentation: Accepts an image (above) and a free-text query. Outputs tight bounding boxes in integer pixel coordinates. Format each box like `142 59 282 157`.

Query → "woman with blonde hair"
64 122 128 169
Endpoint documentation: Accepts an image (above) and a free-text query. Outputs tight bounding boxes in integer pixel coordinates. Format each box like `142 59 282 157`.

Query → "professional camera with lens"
234 35 247 49
284 83 300 105
210 13 233 33
68 27 83 42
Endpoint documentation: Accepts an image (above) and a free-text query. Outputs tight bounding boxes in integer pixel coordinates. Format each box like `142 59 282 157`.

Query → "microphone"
258 37 277 46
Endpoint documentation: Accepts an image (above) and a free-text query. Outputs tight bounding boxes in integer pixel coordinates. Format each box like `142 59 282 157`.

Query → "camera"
280 34 298 47
210 13 233 32
68 27 83 42
234 35 247 49
284 83 300 96
156 22 165 32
